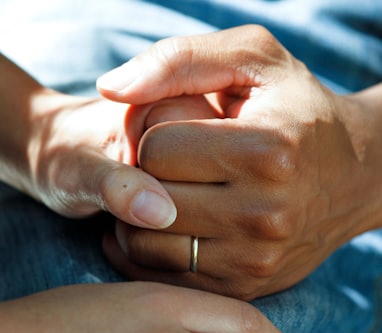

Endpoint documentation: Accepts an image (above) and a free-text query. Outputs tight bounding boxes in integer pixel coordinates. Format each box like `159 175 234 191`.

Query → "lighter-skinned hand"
98 25 382 300
0 53 220 229
0 281 280 333
17 85 215 228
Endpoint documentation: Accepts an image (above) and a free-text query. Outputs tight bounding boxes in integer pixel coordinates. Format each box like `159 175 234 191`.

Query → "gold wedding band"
190 236 199 273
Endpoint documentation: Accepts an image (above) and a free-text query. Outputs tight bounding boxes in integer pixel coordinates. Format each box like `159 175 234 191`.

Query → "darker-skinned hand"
98 25 382 300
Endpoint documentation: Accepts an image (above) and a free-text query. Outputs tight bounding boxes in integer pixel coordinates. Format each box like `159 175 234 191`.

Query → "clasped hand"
97 25 382 301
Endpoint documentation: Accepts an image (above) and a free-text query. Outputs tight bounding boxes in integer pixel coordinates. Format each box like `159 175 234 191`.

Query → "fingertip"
101 166 177 230
96 58 141 102
96 84 122 102
102 227 130 271
130 189 177 229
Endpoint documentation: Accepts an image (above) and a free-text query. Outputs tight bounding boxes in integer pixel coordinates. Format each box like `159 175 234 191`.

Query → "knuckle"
263 140 299 182
250 253 282 279
237 203 294 241
241 25 292 73
247 24 277 47
228 25 296 89
226 252 283 297
151 36 194 93
239 126 300 183
256 210 294 240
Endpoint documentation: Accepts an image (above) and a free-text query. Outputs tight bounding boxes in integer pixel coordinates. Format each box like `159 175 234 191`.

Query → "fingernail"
131 190 177 228
97 58 141 92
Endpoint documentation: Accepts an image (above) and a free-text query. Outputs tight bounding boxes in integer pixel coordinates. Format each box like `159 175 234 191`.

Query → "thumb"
53 151 177 229
96 25 285 104
98 161 177 229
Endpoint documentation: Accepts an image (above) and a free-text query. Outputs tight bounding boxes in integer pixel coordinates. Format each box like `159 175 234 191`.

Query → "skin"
0 53 279 331
98 25 382 301
0 282 280 332
0 53 209 229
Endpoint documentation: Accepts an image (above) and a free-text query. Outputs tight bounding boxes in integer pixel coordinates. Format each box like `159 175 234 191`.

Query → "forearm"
0 54 81 202
0 54 50 198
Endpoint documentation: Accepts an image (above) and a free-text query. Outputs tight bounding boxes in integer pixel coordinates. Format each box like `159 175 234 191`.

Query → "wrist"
337 84 382 234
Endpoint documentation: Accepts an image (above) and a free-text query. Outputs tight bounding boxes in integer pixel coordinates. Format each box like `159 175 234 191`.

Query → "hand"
27 91 216 228
98 25 382 300
0 282 280 332
0 54 217 229
23 92 178 229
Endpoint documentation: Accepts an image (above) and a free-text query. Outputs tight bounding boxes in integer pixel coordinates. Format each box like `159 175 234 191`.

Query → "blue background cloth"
0 1 381 332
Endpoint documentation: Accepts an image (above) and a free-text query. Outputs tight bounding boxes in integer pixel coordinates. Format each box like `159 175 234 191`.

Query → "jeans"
0 0 381 332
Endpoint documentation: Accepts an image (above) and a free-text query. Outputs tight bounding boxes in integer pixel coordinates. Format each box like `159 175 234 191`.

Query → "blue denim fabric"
0 183 124 301
0 1 381 332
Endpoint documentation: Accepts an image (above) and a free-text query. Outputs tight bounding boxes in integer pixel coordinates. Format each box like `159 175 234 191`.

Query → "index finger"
96 25 289 104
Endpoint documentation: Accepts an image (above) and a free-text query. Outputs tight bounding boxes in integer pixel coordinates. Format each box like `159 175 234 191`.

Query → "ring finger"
113 221 233 278
103 228 242 297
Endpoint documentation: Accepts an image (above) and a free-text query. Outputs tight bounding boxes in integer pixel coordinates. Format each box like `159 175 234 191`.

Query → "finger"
137 119 296 237
103 238 252 301
113 221 235 277
97 25 287 104
111 220 284 285
125 95 219 153
59 150 177 229
115 222 191 272
103 229 228 294
97 160 177 229
159 181 244 237
179 294 281 333
182 289 282 333
143 95 220 129
179 285 282 333
125 175 264 240
138 117 279 183
102 230 132 272
105 219 288 300
138 119 238 182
